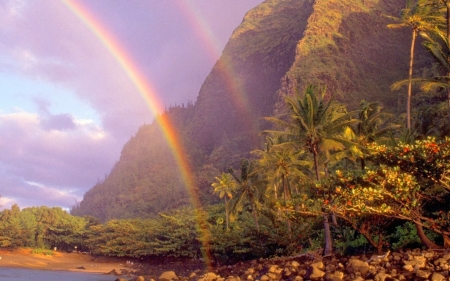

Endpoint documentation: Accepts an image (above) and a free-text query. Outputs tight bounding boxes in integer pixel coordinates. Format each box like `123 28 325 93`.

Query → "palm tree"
211 173 237 229
265 84 358 256
388 0 443 129
253 137 311 202
351 101 400 170
228 159 263 231
252 137 312 237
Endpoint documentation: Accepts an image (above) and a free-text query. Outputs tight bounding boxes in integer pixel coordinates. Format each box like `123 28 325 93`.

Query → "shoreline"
0 248 128 275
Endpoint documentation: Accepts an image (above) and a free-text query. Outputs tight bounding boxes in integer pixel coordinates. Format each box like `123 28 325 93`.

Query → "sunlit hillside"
71 0 431 222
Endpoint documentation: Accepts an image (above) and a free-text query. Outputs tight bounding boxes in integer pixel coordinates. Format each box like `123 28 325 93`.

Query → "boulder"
159 271 179 281
306 262 325 280
431 272 446 281
403 255 427 268
374 272 391 281
345 259 370 276
108 269 120 275
324 272 343 281
197 272 220 281
415 269 431 279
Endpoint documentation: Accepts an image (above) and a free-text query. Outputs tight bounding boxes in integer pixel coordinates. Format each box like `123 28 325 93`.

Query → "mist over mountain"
71 0 430 222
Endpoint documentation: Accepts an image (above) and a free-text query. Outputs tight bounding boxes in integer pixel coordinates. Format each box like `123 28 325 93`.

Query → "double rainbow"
61 0 211 265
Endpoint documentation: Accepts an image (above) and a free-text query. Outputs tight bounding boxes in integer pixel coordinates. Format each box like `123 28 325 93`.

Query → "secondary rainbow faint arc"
176 2 256 131
61 1 212 261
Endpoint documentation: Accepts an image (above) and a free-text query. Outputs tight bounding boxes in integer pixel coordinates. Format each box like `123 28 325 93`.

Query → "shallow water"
0 268 116 281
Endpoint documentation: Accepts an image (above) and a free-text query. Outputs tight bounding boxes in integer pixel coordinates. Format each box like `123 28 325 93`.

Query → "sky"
0 0 263 211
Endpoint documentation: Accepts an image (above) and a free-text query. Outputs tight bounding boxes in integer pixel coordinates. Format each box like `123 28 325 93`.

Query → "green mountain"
71 0 431 221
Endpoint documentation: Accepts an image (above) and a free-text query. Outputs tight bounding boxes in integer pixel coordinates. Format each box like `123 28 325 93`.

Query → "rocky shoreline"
118 249 450 281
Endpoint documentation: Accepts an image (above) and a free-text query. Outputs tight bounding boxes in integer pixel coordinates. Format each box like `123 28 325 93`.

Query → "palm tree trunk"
407 29 417 129
313 149 333 256
224 197 229 229
251 202 259 231
446 2 450 121
360 157 366 171
323 211 333 256
313 149 321 181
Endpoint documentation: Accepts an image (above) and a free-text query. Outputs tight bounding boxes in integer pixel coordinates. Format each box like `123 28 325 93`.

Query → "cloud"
32 97 76 131
0 110 119 209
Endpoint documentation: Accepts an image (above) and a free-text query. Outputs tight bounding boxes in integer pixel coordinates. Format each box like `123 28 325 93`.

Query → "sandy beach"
0 248 127 274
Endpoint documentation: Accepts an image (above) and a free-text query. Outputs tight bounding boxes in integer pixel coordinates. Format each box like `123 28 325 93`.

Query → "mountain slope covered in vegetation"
72 0 431 222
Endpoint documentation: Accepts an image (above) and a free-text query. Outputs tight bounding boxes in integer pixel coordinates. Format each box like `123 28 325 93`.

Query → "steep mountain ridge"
72 0 429 221
278 0 420 110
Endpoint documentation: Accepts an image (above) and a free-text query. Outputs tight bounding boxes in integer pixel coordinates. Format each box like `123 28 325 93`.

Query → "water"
0 268 117 281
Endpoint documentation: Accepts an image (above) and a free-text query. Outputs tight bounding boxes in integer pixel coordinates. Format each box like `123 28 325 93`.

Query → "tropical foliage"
4 0 450 265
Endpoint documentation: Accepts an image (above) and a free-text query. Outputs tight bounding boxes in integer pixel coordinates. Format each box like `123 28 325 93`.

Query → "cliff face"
278 0 419 110
73 0 429 221
187 0 314 155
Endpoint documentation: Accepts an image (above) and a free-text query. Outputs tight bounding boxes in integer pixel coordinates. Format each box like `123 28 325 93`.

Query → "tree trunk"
313 149 333 256
447 2 450 121
224 197 229 229
415 222 440 249
323 212 333 256
360 157 366 171
251 202 259 231
407 29 417 129
313 149 321 181
443 234 450 248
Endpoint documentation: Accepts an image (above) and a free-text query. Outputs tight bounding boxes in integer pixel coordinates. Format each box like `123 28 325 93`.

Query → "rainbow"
175 2 257 130
61 0 212 266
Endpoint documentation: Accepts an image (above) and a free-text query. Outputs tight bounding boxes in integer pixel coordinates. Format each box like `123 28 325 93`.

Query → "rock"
431 272 446 281
374 272 391 281
75 266 86 270
197 272 220 281
259 275 270 281
244 268 255 275
345 259 370 276
424 251 434 258
306 262 325 280
268 265 282 275
115 278 128 281
159 271 179 281
107 269 120 275
403 255 426 268
324 272 343 281
434 258 447 266
283 268 292 277
442 253 450 261
402 264 414 272
311 261 324 269
415 269 431 279
325 263 336 272
135 277 145 281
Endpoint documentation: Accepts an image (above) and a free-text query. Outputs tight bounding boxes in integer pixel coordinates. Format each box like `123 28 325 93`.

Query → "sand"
0 248 128 274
